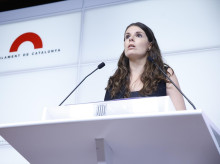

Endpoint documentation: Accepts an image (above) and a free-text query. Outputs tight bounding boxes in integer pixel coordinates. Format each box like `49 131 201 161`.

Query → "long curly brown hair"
106 22 173 98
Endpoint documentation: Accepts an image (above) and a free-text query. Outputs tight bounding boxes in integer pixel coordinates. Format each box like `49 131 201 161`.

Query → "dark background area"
0 0 65 12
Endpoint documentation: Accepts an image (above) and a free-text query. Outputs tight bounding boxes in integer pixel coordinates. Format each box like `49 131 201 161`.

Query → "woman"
104 22 186 111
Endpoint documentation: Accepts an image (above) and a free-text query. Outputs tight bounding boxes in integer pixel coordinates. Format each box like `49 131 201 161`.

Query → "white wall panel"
76 61 117 103
81 0 220 63
0 0 83 24
0 67 78 124
84 0 133 8
164 48 220 127
0 145 28 164
0 12 81 74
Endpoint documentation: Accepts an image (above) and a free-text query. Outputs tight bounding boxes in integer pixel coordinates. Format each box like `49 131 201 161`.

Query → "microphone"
147 56 196 110
59 62 105 106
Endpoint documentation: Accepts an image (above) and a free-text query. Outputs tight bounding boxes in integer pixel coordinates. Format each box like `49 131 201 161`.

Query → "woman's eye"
125 35 130 39
136 33 142 38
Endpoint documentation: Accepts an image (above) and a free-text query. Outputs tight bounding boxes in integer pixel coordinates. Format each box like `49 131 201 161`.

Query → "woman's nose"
129 36 134 41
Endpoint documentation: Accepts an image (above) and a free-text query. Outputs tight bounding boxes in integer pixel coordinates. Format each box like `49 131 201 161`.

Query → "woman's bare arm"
166 68 186 111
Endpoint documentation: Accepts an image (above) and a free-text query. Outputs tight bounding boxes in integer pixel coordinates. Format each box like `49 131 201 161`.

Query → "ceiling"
0 0 66 12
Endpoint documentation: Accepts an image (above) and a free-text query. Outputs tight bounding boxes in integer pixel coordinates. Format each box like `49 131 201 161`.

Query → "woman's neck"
129 59 146 76
129 59 146 91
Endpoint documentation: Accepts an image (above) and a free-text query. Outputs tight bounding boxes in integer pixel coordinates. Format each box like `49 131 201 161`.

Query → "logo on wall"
0 32 61 60
9 32 43 52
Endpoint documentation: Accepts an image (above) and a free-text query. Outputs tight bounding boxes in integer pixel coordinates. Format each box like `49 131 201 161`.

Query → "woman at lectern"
104 22 186 111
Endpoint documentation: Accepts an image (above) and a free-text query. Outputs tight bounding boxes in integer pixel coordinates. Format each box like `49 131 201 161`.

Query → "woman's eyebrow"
136 31 144 34
125 31 144 35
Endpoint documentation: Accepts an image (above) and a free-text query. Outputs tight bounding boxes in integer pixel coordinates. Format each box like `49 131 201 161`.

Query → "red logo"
9 32 43 52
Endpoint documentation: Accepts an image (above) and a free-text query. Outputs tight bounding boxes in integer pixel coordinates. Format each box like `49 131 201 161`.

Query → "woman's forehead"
125 25 145 33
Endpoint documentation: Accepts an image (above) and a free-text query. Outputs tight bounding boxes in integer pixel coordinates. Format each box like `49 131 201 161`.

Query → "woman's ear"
149 42 153 49
147 42 152 51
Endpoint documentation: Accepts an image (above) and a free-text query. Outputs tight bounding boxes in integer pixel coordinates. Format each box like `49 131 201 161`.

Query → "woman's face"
124 26 151 61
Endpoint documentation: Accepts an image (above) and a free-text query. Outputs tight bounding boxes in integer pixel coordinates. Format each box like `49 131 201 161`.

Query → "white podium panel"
42 96 175 120
0 97 219 164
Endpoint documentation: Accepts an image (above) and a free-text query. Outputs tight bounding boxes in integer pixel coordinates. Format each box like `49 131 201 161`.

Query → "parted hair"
105 22 172 98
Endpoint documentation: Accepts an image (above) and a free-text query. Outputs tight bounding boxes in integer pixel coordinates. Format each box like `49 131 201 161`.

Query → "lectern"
0 96 219 164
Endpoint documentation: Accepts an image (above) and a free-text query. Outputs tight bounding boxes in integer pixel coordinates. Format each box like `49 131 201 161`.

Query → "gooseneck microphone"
148 56 196 110
59 62 105 106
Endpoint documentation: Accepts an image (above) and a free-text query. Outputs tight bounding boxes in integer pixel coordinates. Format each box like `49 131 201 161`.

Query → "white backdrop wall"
0 0 220 163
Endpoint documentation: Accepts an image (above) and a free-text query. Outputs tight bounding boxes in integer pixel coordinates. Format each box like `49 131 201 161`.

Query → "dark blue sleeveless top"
104 80 166 101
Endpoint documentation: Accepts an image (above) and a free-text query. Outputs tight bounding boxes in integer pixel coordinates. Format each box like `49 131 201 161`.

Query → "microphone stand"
148 56 196 110
59 62 105 106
